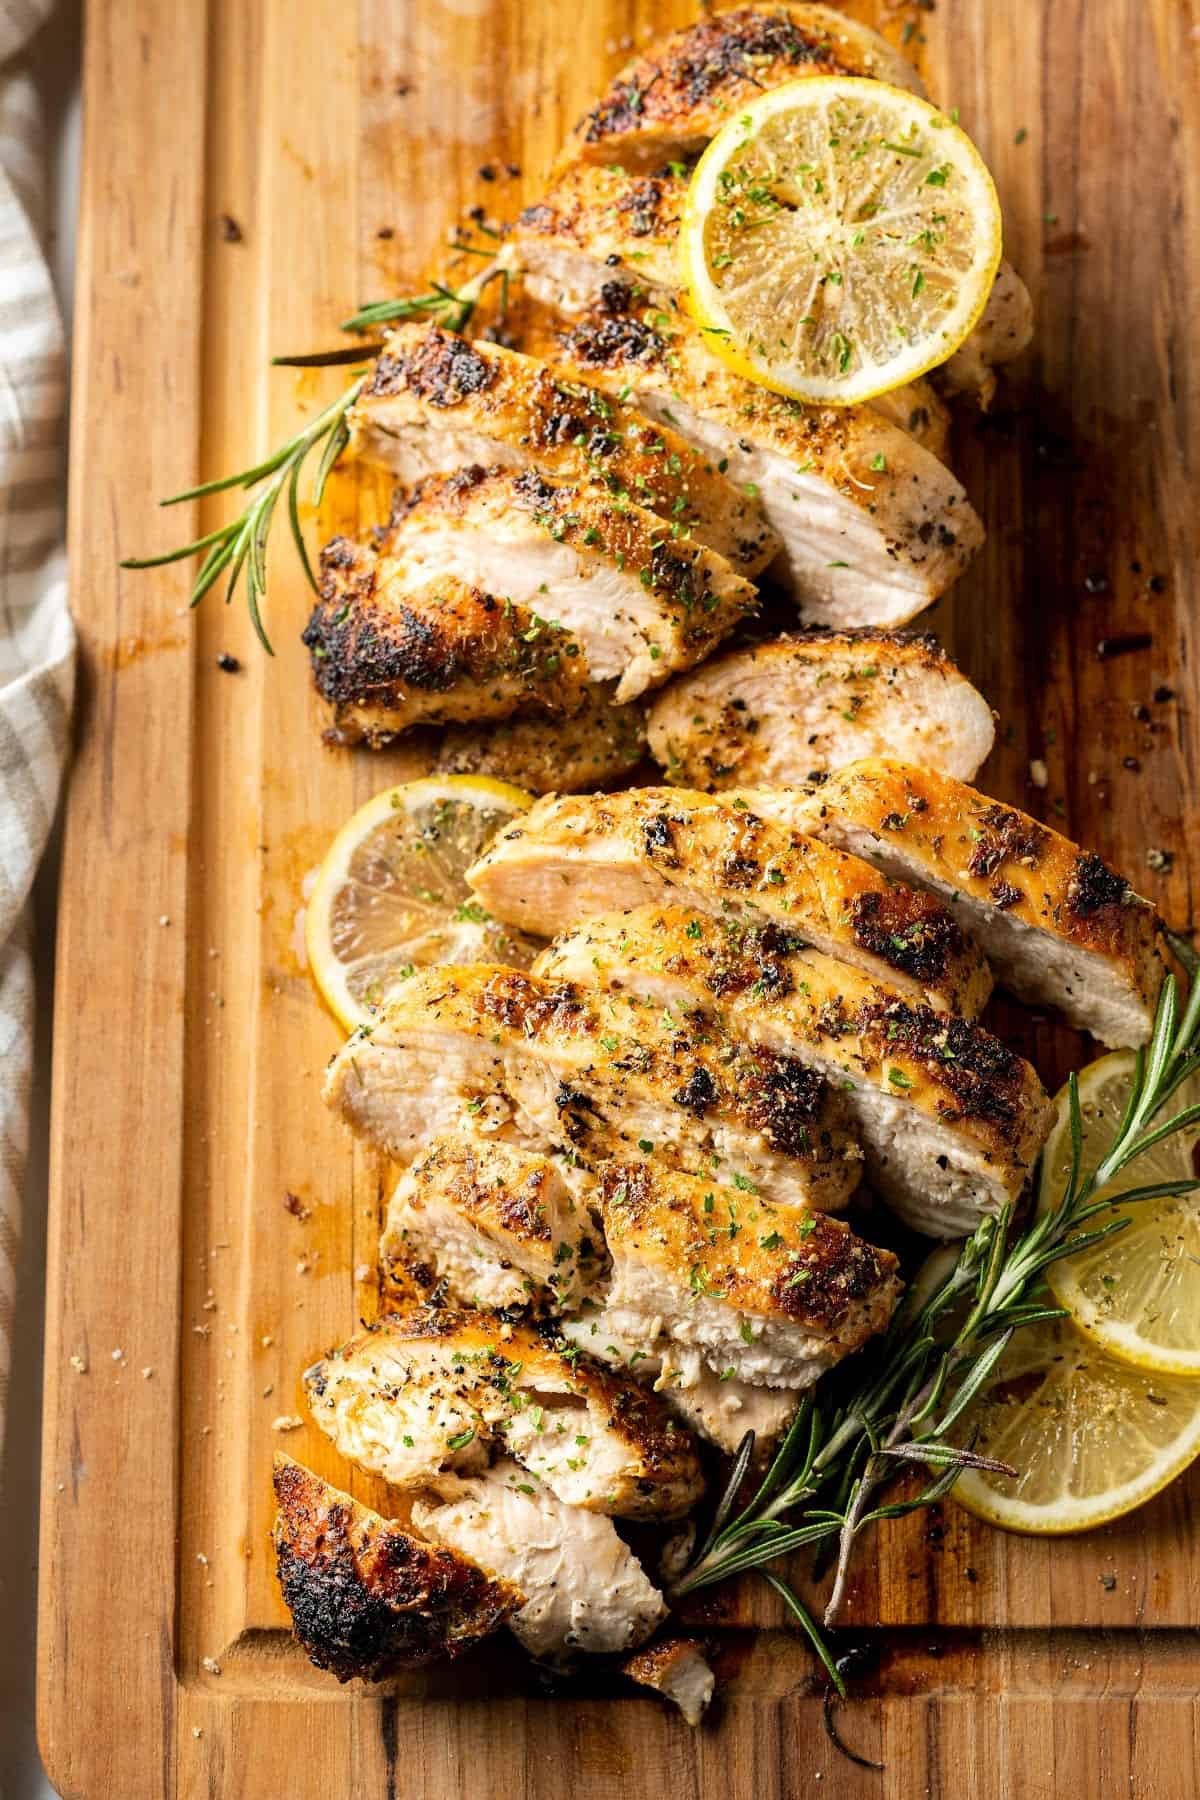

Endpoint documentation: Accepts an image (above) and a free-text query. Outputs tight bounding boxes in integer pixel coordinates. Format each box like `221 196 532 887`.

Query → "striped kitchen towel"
0 0 75 1450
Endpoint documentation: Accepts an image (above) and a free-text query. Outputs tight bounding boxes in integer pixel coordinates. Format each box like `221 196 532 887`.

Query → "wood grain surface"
39 1 1200 1795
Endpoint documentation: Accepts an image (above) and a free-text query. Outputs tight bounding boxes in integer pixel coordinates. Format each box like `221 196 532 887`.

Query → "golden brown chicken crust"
512 161 687 297
798 759 1165 1038
306 1307 705 1520
564 4 923 167
272 1455 521 1682
325 963 861 1210
305 536 588 743
538 907 1052 1172
646 628 995 789
471 966 853 1176
386 464 756 648
432 682 648 793
537 301 870 487
523 297 982 615
353 323 778 576
621 1636 715 1723
598 1162 900 1346
468 788 991 1015
380 1136 600 1308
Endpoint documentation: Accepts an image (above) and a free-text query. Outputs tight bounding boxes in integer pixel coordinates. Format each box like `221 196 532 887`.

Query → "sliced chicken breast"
304 1307 703 1520
380 1135 602 1311
539 908 1054 1237
646 630 996 789
380 464 756 701
792 759 1166 1047
351 323 779 577
560 1297 801 1455
432 680 648 794
623 1637 716 1726
272 1454 522 1682
324 964 863 1212
938 261 1034 406
528 298 982 625
595 1162 901 1387
413 1462 666 1661
467 788 991 1015
563 4 924 167
305 535 589 745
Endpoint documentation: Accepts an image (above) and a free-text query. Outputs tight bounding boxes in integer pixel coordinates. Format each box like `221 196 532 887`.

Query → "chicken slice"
559 1297 801 1455
304 535 589 745
467 788 991 1016
539 908 1054 1237
595 1162 900 1386
380 1135 602 1311
623 1637 716 1726
938 261 1034 407
646 630 996 789
304 1307 704 1520
563 4 924 168
432 680 648 794
379 465 756 703
792 759 1166 1047
413 1461 666 1661
526 297 982 625
350 323 779 577
324 964 862 1211
272 1454 522 1682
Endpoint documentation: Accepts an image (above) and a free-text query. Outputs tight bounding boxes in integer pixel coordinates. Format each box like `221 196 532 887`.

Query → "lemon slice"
682 77 1003 404
1035 1052 1200 1375
948 1314 1200 1534
305 775 537 1031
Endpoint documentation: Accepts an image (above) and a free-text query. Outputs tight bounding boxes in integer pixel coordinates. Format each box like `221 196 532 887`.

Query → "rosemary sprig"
340 278 479 336
340 262 507 336
120 271 495 648
673 957 1200 1664
120 377 365 653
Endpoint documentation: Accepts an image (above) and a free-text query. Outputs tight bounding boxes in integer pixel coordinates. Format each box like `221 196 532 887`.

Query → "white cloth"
0 0 74 1446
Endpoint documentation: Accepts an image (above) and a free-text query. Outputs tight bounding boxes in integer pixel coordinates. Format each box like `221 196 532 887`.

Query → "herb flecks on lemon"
305 775 536 1032
682 77 1002 405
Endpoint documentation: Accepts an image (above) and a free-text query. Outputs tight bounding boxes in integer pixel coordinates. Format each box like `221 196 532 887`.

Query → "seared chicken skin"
432 681 648 795
563 4 924 168
350 324 779 578
324 964 863 1212
623 1637 716 1726
467 789 991 1016
527 298 983 626
380 465 756 702
305 536 588 745
380 1135 601 1311
272 1455 522 1682
646 630 996 790
791 759 1166 1047
560 1297 801 1454
413 1461 667 1660
594 1161 901 1387
539 908 1054 1237
304 1307 704 1520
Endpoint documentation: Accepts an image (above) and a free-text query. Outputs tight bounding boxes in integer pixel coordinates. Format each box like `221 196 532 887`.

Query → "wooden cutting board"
39 2 1200 1794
